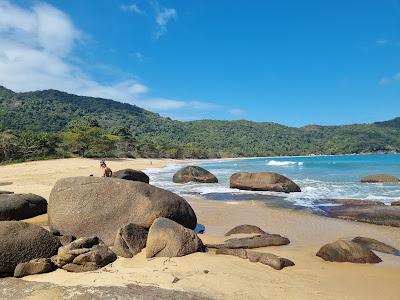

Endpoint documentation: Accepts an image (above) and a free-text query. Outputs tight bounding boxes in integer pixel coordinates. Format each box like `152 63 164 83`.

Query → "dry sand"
1 158 400 300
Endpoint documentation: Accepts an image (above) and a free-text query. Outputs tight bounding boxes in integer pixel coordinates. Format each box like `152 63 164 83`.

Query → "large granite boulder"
316 240 382 264
146 218 205 258
361 174 399 184
113 169 149 183
207 234 290 249
52 237 117 272
0 193 47 221
225 224 266 236
230 172 301 193
14 258 56 278
351 237 400 255
113 223 148 258
173 166 218 183
48 177 197 245
0 221 61 275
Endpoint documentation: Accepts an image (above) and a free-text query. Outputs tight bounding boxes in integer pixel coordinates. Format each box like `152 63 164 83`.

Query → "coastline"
1 157 400 299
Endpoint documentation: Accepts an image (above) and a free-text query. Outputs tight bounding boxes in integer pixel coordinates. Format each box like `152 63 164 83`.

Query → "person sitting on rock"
100 160 113 177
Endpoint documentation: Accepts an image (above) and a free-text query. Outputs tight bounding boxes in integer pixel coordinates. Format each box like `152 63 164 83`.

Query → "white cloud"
0 0 223 119
151 1 177 38
379 72 400 86
120 3 145 15
229 108 245 116
376 39 389 46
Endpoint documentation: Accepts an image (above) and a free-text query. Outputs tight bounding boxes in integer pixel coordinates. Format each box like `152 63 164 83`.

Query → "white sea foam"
266 160 303 166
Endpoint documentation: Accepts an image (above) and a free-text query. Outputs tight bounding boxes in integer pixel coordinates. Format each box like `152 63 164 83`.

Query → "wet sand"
1 158 400 299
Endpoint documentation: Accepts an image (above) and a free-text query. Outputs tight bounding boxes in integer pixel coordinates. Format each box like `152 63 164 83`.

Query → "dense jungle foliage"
0 85 399 163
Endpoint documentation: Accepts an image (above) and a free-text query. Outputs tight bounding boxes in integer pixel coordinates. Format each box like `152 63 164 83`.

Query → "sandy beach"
1 158 400 300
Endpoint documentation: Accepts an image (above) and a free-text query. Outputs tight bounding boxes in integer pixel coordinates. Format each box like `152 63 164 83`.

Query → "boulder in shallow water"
224 224 266 236
316 240 382 264
113 169 149 183
207 234 290 249
14 258 55 278
230 172 300 193
48 177 197 245
0 193 47 221
361 174 399 184
173 166 218 183
113 223 148 258
351 237 400 255
146 218 205 258
0 221 60 275
247 251 295 270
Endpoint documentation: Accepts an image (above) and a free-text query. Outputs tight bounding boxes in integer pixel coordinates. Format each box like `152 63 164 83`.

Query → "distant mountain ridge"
0 85 399 156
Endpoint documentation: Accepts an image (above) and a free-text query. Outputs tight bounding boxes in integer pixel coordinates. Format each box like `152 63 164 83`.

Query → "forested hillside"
0 85 399 162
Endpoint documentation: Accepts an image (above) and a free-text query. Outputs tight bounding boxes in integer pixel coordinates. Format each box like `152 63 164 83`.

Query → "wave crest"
266 160 303 166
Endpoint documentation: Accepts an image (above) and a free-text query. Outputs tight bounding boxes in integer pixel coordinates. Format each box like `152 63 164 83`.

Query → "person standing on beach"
100 160 113 177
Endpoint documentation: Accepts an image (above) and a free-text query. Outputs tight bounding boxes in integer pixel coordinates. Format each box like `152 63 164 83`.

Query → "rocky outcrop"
319 203 400 227
207 234 290 249
0 193 47 221
361 174 399 184
48 177 197 244
173 166 218 183
113 223 148 258
230 172 301 193
224 224 266 236
391 201 400 206
351 237 400 255
14 258 55 278
113 169 150 183
247 251 295 270
316 240 382 263
52 237 116 272
0 221 60 275
146 218 205 258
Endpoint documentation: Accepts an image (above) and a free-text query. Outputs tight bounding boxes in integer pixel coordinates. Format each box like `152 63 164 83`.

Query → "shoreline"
1 157 400 299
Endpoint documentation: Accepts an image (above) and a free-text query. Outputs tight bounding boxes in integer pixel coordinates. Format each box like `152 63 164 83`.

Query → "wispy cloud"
379 72 400 86
229 108 245 116
151 1 177 38
0 0 220 119
376 39 389 46
120 3 145 15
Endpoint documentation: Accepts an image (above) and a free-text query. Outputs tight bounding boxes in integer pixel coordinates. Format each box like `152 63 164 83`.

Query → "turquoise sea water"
147 154 400 208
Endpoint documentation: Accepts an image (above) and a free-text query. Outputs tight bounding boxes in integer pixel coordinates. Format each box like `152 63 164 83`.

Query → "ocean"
146 154 400 209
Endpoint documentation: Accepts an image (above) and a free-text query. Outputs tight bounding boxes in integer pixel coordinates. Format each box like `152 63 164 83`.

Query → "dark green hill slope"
0 85 399 157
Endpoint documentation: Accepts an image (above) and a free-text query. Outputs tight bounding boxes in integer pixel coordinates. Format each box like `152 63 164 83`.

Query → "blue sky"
0 0 399 126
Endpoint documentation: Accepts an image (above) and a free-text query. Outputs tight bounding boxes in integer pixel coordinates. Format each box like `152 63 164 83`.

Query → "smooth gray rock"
207 234 290 249
146 218 205 258
48 177 197 245
0 221 60 275
352 237 400 255
113 169 150 183
215 248 248 259
247 251 295 270
361 174 399 184
316 240 382 264
14 258 55 278
224 224 266 236
113 223 148 258
0 193 47 221
230 172 301 193
173 166 218 183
